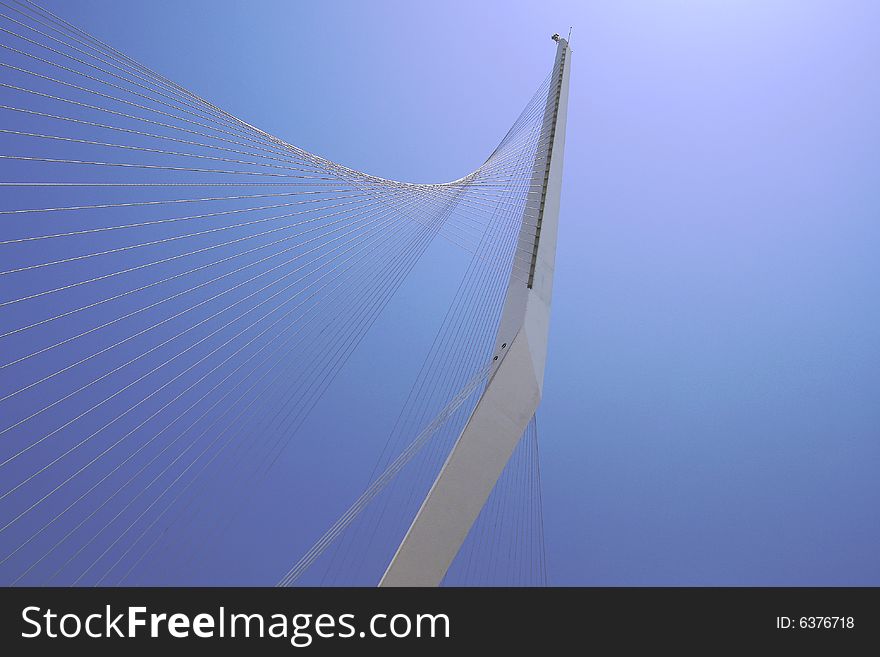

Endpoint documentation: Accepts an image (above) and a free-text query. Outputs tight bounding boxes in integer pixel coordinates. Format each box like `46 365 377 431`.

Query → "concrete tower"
381 36 571 586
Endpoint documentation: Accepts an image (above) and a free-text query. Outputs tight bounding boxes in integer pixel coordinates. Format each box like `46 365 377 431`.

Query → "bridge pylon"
380 36 571 587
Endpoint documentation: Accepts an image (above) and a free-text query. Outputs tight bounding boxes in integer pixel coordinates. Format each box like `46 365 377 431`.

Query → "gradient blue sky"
26 0 880 585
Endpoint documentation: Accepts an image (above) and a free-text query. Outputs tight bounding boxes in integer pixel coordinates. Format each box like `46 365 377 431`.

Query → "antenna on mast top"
552 28 573 46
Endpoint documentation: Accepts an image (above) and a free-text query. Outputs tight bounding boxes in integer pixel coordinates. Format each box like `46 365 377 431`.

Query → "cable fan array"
0 0 550 586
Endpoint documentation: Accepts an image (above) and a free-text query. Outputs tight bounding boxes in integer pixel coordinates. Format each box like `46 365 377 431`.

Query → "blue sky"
3 0 878 585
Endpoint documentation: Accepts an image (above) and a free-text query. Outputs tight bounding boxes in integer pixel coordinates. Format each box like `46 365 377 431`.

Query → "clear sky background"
27 0 880 585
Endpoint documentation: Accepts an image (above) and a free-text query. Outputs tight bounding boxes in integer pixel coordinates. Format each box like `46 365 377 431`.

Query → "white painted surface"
380 38 571 587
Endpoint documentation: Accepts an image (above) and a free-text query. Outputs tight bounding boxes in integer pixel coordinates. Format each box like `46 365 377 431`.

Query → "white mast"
380 36 571 587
